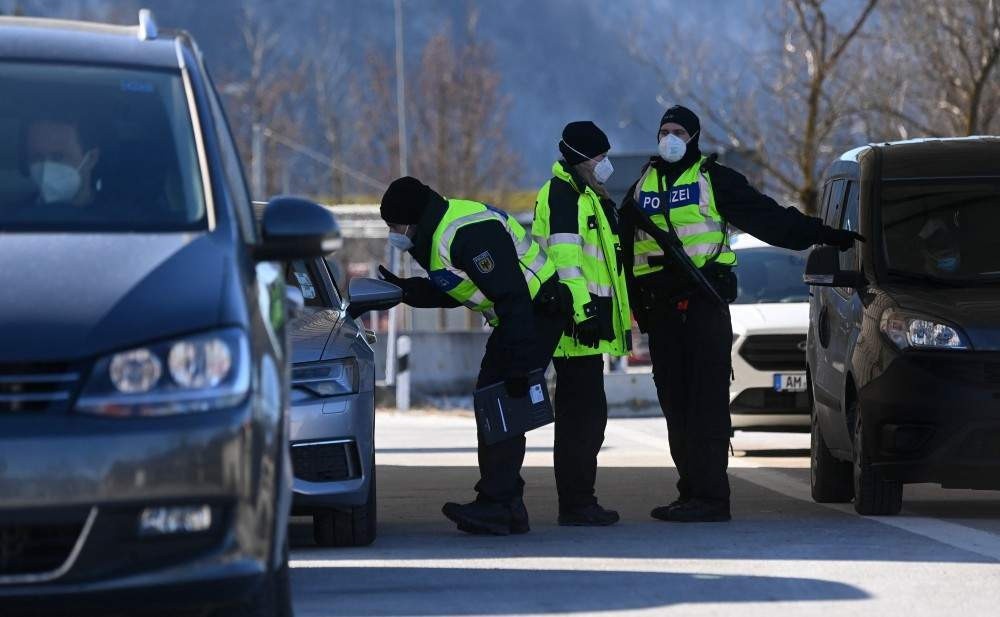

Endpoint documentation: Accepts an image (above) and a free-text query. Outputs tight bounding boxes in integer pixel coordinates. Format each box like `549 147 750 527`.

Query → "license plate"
774 373 807 392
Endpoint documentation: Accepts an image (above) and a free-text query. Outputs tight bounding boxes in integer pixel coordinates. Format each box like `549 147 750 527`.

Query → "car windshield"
881 180 1000 283
0 62 206 231
733 246 809 304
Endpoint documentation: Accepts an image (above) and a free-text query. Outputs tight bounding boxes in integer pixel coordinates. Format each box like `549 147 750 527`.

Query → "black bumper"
860 351 1000 488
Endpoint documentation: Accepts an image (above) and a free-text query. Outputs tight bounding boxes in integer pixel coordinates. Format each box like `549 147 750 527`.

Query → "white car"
729 234 810 430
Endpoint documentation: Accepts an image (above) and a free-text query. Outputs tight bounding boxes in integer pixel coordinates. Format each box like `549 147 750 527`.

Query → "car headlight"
879 310 969 351
77 328 250 417
292 358 358 398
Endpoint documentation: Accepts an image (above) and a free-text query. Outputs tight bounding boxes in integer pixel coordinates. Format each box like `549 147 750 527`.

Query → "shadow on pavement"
291 566 868 616
289 465 1000 564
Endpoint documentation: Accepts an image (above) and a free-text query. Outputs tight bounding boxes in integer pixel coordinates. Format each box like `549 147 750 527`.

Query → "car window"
285 260 328 309
823 180 847 228
204 69 256 242
733 246 809 304
839 181 860 271
0 62 206 231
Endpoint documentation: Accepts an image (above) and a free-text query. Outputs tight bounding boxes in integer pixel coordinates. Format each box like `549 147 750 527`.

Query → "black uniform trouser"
553 354 608 510
473 287 568 504
647 292 733 504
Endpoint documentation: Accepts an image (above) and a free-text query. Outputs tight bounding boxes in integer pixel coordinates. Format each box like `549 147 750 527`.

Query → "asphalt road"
289 411 1000 617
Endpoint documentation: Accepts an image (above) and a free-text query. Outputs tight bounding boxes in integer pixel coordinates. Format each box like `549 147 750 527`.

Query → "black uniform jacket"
619 155 828 331
402 193 536 374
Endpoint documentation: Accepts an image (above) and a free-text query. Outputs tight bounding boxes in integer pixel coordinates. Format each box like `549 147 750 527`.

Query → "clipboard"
473 369 553 445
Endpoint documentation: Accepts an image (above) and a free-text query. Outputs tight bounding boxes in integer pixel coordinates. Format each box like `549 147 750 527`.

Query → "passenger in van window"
619 104 863 523
918 214 962 275
21 115 102 208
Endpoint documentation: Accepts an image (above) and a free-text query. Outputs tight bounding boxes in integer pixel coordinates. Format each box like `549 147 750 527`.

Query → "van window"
823 180 847 227
840 181 860 271
881 180 1000 283
285 260 327 309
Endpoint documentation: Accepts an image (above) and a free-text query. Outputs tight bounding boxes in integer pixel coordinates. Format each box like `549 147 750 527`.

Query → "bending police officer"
619 105 862 523
378 177 571 535
532 121 632 526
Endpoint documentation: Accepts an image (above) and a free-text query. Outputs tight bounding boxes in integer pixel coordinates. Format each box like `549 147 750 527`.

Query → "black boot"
653 498 730 523
442 499 528 535
558 503 620 527
649 496 691 521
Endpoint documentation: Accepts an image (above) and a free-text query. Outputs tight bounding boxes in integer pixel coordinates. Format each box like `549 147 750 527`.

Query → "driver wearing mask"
918 215 961 275
22 117 101 207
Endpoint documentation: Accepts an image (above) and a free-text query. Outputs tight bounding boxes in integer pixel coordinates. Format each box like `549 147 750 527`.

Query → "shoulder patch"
473 250 495 274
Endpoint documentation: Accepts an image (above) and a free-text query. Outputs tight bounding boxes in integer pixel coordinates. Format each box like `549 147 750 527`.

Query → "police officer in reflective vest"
532 121 632 526
620 106 862 522
378 176 571 535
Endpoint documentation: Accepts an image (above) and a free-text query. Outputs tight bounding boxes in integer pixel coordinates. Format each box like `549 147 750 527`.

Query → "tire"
852 400 903 515
312 465 377 547
810 407 853 503
211 541 293 617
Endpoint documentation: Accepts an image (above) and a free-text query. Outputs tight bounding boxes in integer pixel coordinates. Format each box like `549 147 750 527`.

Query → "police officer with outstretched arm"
377 176 571 535
619 105 862 523
532 121 632 526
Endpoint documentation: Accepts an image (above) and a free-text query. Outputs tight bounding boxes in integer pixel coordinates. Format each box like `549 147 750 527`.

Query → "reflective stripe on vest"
429 199 554 322
631 157 736 277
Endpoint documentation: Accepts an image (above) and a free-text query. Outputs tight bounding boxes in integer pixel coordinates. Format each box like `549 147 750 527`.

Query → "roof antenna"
138 8 158 41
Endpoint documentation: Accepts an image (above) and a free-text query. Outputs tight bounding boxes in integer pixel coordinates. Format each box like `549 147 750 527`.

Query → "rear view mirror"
254 196 342 262
347 278 403 318
804 245 865 288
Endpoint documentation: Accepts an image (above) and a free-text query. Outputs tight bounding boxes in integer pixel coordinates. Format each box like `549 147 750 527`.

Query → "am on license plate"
774 373 807 392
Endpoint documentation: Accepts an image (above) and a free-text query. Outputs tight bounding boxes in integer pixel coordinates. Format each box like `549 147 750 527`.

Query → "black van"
805 137 1000 515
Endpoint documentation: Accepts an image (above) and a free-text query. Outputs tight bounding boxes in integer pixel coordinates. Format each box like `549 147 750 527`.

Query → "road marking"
606 420 1000 562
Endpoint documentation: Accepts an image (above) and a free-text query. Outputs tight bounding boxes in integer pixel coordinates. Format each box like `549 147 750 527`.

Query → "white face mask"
593 157 614 184
658 134 688 163
388 228 414 252
30 159 83 204
562 139 613 184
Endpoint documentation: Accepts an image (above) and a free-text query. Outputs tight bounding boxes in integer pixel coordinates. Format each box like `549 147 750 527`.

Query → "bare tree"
219 5 308 197
631 0 879 215
874 0 1000 137
409 10 520 202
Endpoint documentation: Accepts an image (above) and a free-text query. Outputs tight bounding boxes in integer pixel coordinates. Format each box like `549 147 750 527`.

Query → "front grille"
291 440 361 483
739 335 807 371
0 519 85 578
730 388 809 414
0 363 81 413
910 357 1000 385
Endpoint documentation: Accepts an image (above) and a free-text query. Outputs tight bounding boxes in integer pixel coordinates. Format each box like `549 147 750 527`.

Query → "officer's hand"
822 228 866 252
504 369 529 399
574 317 601 348
378 265 404 286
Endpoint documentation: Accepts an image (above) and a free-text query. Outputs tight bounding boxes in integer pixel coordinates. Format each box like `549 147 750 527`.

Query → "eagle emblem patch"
474 251 495 274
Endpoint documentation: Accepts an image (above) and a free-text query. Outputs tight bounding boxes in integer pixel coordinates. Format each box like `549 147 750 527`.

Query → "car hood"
730 303 809 334
0 232 236 363
288 308 345 364
884 285 1000 351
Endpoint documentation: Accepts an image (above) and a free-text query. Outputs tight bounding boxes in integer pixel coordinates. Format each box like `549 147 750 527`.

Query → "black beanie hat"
659 105 700 139
559 121 611 165
380 176 431 225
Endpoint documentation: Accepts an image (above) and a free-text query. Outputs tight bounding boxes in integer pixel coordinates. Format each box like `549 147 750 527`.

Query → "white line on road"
606 420 1000 563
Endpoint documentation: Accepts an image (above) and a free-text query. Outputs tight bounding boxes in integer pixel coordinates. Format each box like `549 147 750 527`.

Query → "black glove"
822 227 866 252
504 369 529 398
378 265 415 304
573 317 601 348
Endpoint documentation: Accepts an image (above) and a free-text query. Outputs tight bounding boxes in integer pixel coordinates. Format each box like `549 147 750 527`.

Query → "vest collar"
552 160 593 198
410 192 449 269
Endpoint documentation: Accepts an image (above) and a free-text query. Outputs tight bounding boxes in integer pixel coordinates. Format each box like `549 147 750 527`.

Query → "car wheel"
312 463 377 547
810 407 853 503
852 400 903 515
211 540 292 617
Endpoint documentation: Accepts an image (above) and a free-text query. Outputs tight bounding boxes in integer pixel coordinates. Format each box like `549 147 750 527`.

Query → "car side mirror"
804 245 866 288
254 196 342 262
347 278 403 319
